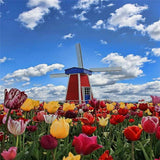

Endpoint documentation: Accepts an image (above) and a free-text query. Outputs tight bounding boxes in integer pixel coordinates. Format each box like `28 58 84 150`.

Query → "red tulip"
110 115 125 125
98 150 113 160
4 88 27 109
36 111 46 122
129 119 135 123
82 125 97 135
27 124 38 132
139 103 148 111
1 147 17 160
40 134 58 150
141 116 159 134
81 112 95 125
137 111 143 118
124 125 142 141
156 126 160 139
72 133 103 155
118 108 128 115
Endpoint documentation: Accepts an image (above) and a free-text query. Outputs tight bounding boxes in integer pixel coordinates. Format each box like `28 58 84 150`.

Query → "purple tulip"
4 88 27 109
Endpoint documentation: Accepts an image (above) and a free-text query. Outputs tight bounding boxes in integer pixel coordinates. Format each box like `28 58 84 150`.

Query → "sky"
0 0 160 103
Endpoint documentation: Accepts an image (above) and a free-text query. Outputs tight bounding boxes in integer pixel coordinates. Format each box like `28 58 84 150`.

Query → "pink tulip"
7 118 30 136
36 111 46 122
4 88 27 109
150 95 160 105
141 116 159 134
72 133 103 155
1 147 17 160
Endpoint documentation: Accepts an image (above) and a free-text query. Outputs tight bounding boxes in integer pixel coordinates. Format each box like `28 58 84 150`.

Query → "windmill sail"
50 73 68 78
90 67 122 72
76 43 84 68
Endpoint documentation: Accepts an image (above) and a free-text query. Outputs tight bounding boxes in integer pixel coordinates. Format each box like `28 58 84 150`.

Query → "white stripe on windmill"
50 43 121 104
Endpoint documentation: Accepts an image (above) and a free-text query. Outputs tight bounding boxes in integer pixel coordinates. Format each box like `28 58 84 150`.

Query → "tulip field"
0 88 160 160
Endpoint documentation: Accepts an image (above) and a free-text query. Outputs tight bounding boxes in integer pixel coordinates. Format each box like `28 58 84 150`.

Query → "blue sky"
0 0 160 103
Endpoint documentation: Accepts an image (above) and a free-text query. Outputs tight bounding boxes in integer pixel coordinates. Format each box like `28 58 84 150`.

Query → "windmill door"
82 87 91 103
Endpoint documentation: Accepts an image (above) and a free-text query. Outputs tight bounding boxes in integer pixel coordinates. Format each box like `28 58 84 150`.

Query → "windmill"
50 43 121 104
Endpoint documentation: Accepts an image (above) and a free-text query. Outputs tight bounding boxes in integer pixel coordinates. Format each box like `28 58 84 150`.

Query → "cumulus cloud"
91 81 160 102
92 20 106 29
25 84 66 101
101 52 151 78
73 0 100 10
146 20 160 41
0 57 7 63
63 33 75 39
90 53 151 87
17 0 61 30
2 63 64 83
73 11 88 21
17 7 49 30
22 82 30 87
107 3 147 32
152 48 160 56
27 0 60 9
100 40 107 45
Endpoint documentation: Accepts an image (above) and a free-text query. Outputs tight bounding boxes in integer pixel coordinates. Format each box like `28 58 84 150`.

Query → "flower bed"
0 88 160 160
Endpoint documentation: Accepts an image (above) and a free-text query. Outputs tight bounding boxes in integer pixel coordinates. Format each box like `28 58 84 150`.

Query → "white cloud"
153 77 160 81
25 84 66 101
107 3 148 32
63 33 75 39
152 48 160 56
2 63 64 83
91 81 160 102
73 11 88 21
101 52 151 78
0 57 7 63
73 0 100 10
27 0 60 9
17 0 61 30
100 40 107 45
22 82 30 87
92 20 106 29
146 20 160 41
17 7 49 30
107 3 114 7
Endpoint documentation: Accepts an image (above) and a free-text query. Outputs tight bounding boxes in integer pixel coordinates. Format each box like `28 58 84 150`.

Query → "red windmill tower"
50 44 121 104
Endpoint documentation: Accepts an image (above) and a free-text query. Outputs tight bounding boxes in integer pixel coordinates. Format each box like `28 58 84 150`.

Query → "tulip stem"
131 141 135 160
16 135 19 148
51 150 55 160
1 108 12 157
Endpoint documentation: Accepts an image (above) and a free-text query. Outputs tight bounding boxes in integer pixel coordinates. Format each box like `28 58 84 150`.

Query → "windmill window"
85 87 90 95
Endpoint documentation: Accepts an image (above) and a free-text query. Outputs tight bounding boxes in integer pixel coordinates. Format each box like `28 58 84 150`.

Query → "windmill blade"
50 73 68 78
90 67 122 72
76 43 84 68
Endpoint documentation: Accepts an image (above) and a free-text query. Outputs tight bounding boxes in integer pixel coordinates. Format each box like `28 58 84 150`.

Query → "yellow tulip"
138 124 143 129
63 103 75 112
119 103 125 109
98 117 108 127
63 152 81 160
111 102 116 106
33 100 39 109
145 109 152 116
106 103 114 111
112 109 118 114
50 118 69 139
0 104 3 110
126 103 134 110
45 101 60 114
21 99 34 111
65 118 72 124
